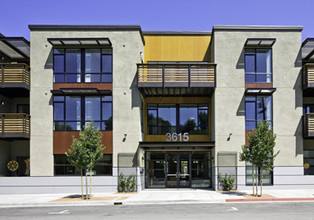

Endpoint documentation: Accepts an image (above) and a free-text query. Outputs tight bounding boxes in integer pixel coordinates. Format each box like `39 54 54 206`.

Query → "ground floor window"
304 150 314 175
54 154 112 176
145 151 211 188
246 162 273 185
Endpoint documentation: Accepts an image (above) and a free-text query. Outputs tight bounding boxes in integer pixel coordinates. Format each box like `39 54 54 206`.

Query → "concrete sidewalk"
0 189 314 208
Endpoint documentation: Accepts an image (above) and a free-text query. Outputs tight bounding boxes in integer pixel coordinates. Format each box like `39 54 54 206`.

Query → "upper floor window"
245 49 272 83
53 48 112 83
245 96 272 130
53 95 112 131
304 104 314 114
147 104 208 135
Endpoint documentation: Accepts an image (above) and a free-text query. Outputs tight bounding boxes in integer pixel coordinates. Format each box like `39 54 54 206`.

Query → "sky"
1 0 313 41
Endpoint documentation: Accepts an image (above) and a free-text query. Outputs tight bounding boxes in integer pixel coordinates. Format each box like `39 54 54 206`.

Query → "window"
246 162 273 185
245 96 272 130
147 104 208 135
303 104 314 114
53 96 112 131
53 48 112 83
54 154 112 176
304 150 314 175
245 49 272 83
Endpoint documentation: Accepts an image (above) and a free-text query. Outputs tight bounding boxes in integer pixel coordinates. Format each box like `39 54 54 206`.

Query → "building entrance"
166 152 190 188
145 150 211 188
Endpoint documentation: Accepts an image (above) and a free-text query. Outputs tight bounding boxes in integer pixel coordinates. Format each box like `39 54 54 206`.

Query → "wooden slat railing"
0 113 30 138
304 113 314 137
0 63 30 88
138 63 216 87
303 63 314 89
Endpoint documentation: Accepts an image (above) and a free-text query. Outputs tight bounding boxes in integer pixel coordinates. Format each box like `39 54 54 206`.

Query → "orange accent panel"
53 83 112 91
53 131 112 154
245 83 273 90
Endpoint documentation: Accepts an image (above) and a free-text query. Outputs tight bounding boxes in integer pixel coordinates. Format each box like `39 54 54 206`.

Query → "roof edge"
143 31 211 35
28 25 145 45
213 25 303 31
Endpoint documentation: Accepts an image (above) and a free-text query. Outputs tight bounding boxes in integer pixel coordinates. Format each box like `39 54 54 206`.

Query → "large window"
147 104 208 135
54 154 112 176
245 49 272 83
245 96 272 130
53 96 112 131
304 150 314 175
246 162 273 185
53 48 112 83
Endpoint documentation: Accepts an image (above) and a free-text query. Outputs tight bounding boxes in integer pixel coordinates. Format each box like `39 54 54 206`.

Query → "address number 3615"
165 133 189 142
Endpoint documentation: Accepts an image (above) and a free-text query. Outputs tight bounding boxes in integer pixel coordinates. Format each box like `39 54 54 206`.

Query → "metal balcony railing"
0 63 30 90
0 113 30 139
303 63 314 90
138 63 216 88
304 113 314 138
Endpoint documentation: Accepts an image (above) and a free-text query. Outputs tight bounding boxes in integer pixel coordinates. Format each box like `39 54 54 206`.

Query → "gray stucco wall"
212 28 304 189
30 29 144 177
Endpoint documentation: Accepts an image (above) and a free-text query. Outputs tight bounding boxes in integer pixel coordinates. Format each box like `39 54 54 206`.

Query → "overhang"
245 88 276 95
245 38 276 47
48 38 112 47
0 37 30 59
51 88 112 96
302 38 314 61
139 141 215 150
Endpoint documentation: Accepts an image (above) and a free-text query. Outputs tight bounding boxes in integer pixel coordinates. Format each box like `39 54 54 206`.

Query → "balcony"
303 63 314 96
0 63 30 97
137 63 216 97
0 113 30 139
304 113 314 138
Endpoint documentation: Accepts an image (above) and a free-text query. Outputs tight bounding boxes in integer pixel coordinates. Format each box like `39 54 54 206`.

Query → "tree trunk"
90 168 92 199
85 168 89 199
255 168 258 197
81 169 84 200
260 167 263 197
252 162 255 196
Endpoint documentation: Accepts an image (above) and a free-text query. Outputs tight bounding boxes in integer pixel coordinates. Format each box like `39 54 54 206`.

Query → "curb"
226 198 314 203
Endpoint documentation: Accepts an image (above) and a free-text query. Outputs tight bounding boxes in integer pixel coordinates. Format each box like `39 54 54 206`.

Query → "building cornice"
28 25 145 45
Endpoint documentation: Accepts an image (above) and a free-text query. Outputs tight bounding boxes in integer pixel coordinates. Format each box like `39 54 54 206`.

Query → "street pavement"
1 202 314 220
0 189 314 208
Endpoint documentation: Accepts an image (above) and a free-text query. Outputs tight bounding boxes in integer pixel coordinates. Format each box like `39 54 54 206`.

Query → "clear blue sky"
1 0 313 41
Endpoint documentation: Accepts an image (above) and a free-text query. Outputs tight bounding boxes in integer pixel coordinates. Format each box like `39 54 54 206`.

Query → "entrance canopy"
139 141 215 150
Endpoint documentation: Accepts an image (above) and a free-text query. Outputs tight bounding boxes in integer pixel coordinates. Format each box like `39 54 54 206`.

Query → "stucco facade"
1 25 314 193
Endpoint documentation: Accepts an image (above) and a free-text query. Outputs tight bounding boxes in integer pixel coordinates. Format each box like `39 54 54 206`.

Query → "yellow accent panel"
144 35 211 62
144 97 211 142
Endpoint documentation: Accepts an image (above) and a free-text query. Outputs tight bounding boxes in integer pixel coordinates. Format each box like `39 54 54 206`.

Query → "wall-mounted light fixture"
122 134 127 142
227 133 232 141
1 100 4 106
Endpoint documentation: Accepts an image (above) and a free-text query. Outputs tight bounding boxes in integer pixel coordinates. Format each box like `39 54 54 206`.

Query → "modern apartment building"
0 25 314 193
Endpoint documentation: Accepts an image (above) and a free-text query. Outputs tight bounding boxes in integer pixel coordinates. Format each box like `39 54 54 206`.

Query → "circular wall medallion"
7 161 19 171
304 163 310 169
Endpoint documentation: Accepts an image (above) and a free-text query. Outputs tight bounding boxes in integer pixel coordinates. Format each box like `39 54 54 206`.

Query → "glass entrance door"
166 152 191 188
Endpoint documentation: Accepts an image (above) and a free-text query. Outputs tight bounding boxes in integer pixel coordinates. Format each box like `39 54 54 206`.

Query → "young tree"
240 131 257 196
66 137 88 199
240 121 279 197
66 122 105 199
82 122 105 198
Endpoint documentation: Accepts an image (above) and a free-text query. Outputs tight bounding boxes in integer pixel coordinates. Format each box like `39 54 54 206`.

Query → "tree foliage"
239 121 279 196
66 122 105 199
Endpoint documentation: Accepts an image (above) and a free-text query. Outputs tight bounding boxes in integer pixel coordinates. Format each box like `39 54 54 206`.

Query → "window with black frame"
53 48 112 83
147 104 208 135
54 154 112 176
304 150 314 175
53 96 112 131
245 96 272 130
246 162 273 185
245 48 272 83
